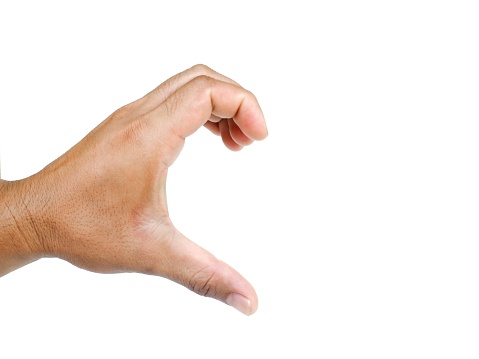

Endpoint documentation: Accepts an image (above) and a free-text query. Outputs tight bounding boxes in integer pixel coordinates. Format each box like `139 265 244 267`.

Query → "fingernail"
226 293 252 316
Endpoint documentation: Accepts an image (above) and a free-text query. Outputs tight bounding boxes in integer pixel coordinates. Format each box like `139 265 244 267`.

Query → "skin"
0 64 268 315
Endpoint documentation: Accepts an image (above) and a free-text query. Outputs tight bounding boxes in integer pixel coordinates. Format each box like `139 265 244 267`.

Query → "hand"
0 64 268 315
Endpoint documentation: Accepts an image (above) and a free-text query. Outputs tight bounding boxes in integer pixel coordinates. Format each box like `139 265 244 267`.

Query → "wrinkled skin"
0 64 268 315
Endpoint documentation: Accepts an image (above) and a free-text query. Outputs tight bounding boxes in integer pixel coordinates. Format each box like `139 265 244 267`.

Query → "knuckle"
187 262 219 298
189 76 216 104
190 63 212 76
243 88 255 101
111 102 136 120
191 74 214 89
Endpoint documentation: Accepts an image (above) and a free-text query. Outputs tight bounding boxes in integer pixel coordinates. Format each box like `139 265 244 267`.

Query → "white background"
1 1 478 358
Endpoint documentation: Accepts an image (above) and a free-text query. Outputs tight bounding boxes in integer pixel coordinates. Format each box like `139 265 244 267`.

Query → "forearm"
0 179 43 276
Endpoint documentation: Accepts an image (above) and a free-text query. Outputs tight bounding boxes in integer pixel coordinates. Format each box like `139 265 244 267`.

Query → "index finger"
147 75 268 142
137 64 242 115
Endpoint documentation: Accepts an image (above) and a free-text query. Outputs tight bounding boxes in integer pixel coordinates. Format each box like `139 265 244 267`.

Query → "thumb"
160 229 258 316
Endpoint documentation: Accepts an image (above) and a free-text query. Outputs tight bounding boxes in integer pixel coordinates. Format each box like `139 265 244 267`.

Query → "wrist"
0 178 50 275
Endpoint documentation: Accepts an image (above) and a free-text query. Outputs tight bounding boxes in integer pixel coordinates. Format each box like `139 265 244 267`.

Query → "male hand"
1 64 267 315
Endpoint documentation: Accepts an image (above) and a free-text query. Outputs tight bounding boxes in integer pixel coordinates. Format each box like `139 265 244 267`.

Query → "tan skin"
0 64 267 315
